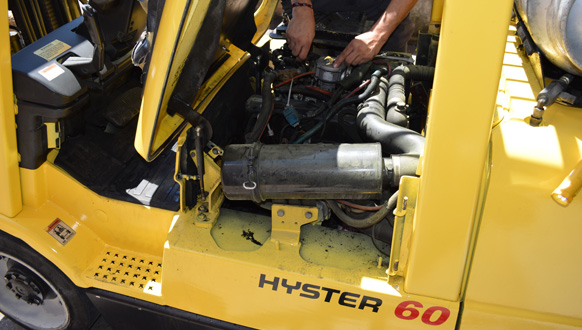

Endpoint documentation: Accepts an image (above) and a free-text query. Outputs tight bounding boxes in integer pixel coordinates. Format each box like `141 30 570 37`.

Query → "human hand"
334 30 386 67
286 6 315 61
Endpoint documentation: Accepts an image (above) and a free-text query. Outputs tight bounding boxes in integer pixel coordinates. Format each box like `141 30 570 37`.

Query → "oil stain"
242 230 263 246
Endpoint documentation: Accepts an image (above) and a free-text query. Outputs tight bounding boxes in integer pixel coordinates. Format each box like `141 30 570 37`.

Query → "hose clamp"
243 145 257 190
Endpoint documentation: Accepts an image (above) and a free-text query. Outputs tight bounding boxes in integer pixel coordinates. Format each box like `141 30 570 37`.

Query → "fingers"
288 40 308 61
335 50 347 68
298 45 309 61
288 41 310 61
335 43 361 67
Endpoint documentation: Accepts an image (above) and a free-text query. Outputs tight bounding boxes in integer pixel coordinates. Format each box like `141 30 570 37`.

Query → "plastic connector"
283 105 300 127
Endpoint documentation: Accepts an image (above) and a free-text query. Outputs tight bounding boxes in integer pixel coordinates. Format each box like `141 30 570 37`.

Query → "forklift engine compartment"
5 0 582 328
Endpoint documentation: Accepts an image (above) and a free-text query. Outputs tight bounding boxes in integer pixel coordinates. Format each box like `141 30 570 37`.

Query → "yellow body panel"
252 0 280 45
162 208 460 329
136 0 214 161
1 161 175 304
428 0 443 32
460 24 582 329
0 0 22 217
406 0 514 301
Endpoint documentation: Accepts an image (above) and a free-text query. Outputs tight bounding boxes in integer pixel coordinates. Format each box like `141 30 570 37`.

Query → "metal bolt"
198 204 208 213
212 148 219 155
396 101 407 113
197 214 207 221
305 212 312 219
277 209 285 217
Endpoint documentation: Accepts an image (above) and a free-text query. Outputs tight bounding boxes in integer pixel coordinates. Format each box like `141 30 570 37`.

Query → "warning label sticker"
38 63 65 81
33 40 71 61
46 218 76 245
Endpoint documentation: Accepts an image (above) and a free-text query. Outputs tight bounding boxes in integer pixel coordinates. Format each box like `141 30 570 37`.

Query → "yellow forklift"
0 0 581 329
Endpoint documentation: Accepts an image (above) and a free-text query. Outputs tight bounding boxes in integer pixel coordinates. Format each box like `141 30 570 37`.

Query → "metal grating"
87 248 163 295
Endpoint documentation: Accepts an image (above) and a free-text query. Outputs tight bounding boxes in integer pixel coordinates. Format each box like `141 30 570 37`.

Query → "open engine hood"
135 0 277 161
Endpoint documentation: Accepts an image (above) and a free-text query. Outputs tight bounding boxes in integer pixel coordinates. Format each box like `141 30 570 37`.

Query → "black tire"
0 230 98 330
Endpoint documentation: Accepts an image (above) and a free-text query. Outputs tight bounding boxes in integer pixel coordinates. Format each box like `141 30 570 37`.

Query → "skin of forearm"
370 0 418 44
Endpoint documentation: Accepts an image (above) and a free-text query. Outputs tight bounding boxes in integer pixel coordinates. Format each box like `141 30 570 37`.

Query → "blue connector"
284 105 300 127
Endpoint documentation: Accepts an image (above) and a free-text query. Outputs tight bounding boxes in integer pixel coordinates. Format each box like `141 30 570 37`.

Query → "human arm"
334 0 418 67
285 0 315 61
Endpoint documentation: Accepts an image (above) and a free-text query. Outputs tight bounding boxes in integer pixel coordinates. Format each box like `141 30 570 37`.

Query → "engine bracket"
270 204 319 248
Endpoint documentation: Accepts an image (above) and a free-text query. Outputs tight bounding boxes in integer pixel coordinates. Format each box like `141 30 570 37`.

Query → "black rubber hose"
406 65 436 81
246 71 278 143
386 65 436 127
357 76 425 155
327 190 399 229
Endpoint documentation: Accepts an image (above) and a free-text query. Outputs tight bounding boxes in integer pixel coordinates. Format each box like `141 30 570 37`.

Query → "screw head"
396 101 407 112
197 214 207 221
277 209 285 217
305 212 312 219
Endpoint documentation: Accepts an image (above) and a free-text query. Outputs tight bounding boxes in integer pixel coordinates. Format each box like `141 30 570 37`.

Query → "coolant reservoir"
515 0 582 75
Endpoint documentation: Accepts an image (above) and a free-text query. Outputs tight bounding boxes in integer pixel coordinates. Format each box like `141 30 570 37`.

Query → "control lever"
552 158 582 207
529 74 574 126
62 4 105 75
194 126 207 201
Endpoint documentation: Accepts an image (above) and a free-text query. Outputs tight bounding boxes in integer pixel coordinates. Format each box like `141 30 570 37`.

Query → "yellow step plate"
84 246 163 297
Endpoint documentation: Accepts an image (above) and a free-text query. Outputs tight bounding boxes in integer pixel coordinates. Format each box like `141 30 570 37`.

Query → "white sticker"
46 218 76 245
38 63 65 81
33 40 71 61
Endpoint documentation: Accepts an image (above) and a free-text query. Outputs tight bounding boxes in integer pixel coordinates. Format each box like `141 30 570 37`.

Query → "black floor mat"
55 121 180 211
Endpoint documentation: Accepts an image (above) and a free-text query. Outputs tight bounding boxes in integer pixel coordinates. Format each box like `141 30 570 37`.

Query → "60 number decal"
395 301 451 326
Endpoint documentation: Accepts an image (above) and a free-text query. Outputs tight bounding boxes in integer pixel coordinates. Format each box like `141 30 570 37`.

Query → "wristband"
291 2 313 9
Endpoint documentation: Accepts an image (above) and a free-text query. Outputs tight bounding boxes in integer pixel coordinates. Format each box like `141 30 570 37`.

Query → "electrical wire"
344 79 370 99
274 71 316 89
306 86 333 96
257 104 274 141
327 189 398 229
337 200 384 211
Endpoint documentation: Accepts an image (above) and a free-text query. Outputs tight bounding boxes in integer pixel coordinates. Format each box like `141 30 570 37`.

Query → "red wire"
343 65 391 99
257 71 315 141
344 79 371 99
274 71 316 89
257 103 275 141
337 200 384 211
306 86 333 96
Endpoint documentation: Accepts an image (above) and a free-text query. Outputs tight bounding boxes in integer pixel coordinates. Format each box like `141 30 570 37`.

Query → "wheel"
0 231 98 330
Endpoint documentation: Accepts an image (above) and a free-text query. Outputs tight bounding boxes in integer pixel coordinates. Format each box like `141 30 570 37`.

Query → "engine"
214 40 435 252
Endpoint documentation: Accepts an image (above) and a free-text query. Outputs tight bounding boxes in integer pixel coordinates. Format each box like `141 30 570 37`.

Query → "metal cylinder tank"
515 0 582 75
221 143 384 203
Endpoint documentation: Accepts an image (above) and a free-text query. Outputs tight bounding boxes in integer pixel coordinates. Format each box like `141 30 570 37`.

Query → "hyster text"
258 274 383 312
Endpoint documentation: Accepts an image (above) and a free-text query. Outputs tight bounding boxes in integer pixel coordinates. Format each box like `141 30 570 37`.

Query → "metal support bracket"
388 176 419 283
175 135 224 228
271 204 319 248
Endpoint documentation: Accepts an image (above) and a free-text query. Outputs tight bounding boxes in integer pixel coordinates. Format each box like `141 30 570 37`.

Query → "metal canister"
515 0 582 75
221 143 384 203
